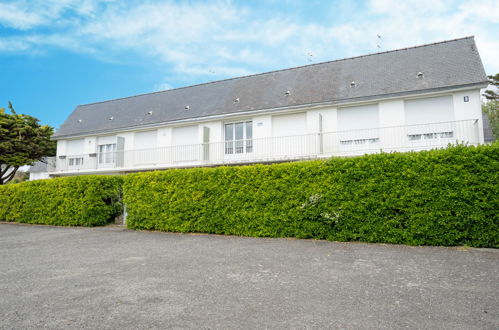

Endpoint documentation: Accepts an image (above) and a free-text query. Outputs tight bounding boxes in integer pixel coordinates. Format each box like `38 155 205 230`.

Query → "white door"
133 130 158 165
272 112 308 158
404 96 455 143
172 125 199 162
66 139 85 169
337 104 379 153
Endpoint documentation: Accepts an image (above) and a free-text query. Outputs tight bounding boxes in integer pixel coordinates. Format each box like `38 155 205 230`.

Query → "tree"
482 100 499 141
0 102 56 184
483 74 499 100
482 74 499 141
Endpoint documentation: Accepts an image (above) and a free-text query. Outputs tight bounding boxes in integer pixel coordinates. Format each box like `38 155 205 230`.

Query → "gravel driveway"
0 223 498 329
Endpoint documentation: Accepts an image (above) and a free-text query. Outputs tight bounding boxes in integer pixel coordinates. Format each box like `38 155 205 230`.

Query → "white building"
48 37 488 177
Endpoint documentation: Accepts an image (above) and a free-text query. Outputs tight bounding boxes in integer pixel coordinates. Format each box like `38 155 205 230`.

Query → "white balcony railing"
53 119 481 173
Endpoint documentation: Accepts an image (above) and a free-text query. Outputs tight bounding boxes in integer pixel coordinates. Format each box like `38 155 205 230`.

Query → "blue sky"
1 0 498 129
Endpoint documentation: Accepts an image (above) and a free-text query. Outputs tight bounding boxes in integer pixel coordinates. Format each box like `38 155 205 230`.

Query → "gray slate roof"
54 36 487 139
29 157 56 173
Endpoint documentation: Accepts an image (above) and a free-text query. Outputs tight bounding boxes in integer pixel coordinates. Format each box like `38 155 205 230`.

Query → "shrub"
0 175 123 226
123 144 499 247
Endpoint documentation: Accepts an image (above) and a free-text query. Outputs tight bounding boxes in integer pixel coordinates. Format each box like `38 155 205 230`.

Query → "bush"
123 144 499 247
0 175 123 226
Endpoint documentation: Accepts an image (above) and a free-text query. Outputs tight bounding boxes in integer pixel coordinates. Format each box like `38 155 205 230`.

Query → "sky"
1 0 498 130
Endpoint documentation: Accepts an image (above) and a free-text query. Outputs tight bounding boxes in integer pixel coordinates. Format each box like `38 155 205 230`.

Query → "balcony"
52 119 482 174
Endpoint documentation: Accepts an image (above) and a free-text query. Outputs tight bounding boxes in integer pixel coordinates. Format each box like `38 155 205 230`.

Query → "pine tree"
0 102 56 184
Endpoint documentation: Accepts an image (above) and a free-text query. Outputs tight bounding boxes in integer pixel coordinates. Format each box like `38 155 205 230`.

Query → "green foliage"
482 74 498 101
123 144 499 248
6 171 29 184
0 102 56 184
483 100 499 141
482 74 499 141
0 176 123 226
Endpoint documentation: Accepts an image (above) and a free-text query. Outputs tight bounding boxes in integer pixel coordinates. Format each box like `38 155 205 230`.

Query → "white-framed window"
68 157 84 166
407 131 454 141
340 138 380 146
337 104 380 146
404 95 455 141
225 121 252 154
98 143 116 164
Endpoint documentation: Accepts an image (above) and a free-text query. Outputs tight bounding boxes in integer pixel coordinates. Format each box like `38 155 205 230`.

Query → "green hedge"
123 144 499 247
0 175 123 226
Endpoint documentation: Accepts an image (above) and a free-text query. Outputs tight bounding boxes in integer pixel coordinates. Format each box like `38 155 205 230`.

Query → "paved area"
0 223 498 329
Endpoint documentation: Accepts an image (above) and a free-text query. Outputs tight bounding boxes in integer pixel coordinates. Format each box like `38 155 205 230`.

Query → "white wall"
453 90 482 121
172 125 199 145
271 112 308 156
308 107 338 154
134 130 157 150
337 103 379 130
56 140 67 156
157 128 172 148
379 100 405 127
453 89 484 142
118 132 134 151
131 130 158 165
404 95 454 125
337 104 379 149
404 95 457 142
84 137 96 154
171 125 200 162
272 112 307 137
199 121 223 162
97 135 117 146
252 115 272 139
53 88 485 172
200 121 222 143
378 100 405 151
66 139 85 155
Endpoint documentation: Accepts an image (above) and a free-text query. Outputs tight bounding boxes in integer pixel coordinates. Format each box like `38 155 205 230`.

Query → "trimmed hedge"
0 175 123 226
123 144 499 247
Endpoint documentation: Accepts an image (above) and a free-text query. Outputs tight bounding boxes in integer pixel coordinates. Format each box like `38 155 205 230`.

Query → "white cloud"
0 37 30 52
0 0 498 81
0 0 105 30
153 82 173 92
0 2 46 30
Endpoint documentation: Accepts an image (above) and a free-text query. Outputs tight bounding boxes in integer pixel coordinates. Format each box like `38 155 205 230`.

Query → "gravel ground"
0 223 498 329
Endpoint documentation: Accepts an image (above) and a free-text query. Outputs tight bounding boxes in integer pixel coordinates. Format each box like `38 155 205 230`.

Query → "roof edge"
53 81 486 140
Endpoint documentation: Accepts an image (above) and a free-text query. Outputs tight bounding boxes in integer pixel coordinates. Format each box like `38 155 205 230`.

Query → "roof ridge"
77 36 475 108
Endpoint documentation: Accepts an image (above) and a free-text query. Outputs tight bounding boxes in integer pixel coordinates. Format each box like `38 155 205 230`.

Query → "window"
98 143 116 164
340 138 380 146
404 96 455 141
407 131 454 141
68 157 84 166
66 139 85 156
337 104 380 146
225 121 252 154
134 130 157 150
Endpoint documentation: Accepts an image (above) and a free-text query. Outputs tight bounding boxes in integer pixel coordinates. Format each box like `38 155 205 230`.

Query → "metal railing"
52 119 481 173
